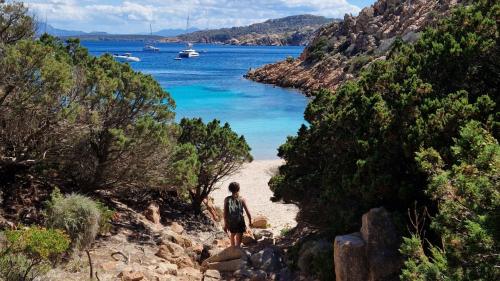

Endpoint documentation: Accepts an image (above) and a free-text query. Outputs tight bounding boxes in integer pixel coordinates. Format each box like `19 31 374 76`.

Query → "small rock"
251 216 269 229
144 203 161 225
118 270 145 281
252 229 273 240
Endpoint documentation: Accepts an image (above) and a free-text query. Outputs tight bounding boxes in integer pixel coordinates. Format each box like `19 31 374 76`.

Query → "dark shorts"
228 220 246 234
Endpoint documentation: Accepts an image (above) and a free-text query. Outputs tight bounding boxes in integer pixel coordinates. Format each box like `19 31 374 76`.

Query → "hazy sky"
21 0 377 33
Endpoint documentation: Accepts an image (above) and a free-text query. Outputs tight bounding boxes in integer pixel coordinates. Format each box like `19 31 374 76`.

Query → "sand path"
212 160 298 235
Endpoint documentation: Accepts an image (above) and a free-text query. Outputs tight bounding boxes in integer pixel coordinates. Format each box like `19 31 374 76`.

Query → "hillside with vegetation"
247 0 464 94
268 0 499 279
170 15 336 46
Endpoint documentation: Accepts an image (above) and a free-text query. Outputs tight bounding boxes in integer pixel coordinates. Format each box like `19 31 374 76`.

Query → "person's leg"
234 233 242 247
230 233 236 247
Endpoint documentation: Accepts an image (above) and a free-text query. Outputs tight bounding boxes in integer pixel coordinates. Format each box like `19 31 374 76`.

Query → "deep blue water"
82 41 308 159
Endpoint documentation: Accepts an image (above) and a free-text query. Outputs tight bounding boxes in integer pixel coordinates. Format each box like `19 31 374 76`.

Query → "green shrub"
286 56 295 63
401 121 500 280
95 201 115 235
0 227 70 281
45 189 101 251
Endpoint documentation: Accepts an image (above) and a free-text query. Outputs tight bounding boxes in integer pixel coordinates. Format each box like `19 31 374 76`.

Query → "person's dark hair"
228 182 240 193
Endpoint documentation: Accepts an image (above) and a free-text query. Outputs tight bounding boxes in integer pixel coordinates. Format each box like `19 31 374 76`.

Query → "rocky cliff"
168 15 335 46
246 0 462 94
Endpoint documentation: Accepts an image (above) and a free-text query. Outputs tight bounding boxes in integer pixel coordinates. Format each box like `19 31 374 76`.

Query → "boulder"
297 239 330 274
154 262 178 275
144 203 161 225
156 241 185 258
361 207 402 281
170 222 184 234
250 247 281 272
205 258 246 272
202 246 246 267
203 269 221 281
251 216 269 229
118 270 145 281
334 232 368 281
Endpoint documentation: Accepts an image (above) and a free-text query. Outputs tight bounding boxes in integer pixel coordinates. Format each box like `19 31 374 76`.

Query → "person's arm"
242 198 252 226
223 197 228 232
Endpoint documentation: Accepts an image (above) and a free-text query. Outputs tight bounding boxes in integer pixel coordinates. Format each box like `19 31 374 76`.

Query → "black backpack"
227 196 244 226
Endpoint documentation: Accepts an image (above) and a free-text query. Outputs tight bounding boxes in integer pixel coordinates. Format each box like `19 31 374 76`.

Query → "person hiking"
223 182 252 247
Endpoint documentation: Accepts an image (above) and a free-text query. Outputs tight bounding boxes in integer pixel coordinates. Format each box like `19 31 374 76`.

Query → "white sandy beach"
211 160 298 236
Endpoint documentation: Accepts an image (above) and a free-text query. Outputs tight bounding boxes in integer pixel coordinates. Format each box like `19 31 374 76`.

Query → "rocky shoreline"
246 0 462 95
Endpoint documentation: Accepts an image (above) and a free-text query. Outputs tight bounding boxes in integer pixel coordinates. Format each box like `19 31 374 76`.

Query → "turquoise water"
83 42 307 159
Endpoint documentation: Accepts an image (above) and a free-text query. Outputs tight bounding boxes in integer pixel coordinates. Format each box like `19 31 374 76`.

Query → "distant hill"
153 27 199 37
169 15 336 46
36 24 89 37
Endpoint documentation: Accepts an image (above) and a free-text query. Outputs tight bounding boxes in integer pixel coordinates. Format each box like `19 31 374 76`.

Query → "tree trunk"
191 194 204 215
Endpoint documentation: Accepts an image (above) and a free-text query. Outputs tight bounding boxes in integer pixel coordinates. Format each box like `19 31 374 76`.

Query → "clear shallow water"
82 41 307 159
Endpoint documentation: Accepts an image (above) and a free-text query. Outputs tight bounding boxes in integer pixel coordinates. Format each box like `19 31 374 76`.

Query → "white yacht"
113 53 141 62
178 43 199 58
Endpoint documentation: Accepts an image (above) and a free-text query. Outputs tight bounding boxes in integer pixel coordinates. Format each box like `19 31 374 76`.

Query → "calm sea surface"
82 41 308 159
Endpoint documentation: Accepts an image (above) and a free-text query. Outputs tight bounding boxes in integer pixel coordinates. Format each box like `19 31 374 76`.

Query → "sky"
20 0 377 34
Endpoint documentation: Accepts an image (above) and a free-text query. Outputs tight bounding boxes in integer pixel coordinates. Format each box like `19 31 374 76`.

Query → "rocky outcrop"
246 0 462 95
334 207 402 281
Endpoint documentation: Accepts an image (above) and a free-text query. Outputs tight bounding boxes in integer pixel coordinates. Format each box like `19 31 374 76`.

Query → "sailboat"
176 12 199 59
143 24 160 52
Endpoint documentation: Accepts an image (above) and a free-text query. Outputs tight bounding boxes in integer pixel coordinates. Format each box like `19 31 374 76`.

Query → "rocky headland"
246 0 462 95
164 15 336 46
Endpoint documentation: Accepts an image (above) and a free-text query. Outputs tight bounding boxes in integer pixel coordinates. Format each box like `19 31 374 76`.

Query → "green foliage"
95 201 115 235
401 121 500 280
164 143 200 201
286 56 295 63
0 1 34 45
0 227 70 281
0 4 177 195
44 189 101 251
176 118 252 212
270 0 499 235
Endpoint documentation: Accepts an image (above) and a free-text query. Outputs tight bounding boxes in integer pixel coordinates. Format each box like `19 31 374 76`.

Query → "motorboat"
178 43 199 58
113 53 141 62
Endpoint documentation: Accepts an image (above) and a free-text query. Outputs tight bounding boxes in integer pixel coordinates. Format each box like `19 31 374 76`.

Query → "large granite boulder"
250 247 282 272
334 232 368 281
361 207 402 281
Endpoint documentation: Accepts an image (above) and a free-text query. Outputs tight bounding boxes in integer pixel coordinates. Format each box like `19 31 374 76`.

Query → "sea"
82 41 308 160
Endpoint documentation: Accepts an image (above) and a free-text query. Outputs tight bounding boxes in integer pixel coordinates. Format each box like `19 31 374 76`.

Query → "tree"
176 118 252 213
0 1 34 45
